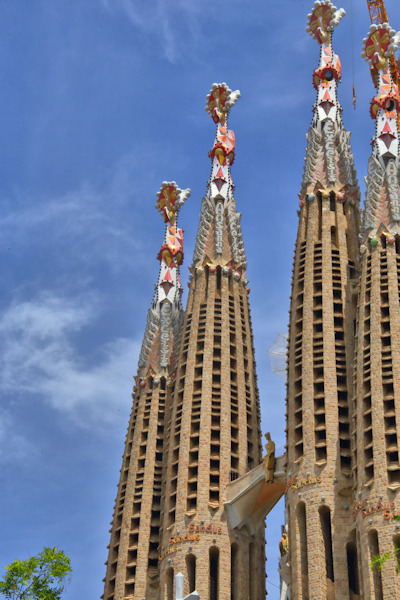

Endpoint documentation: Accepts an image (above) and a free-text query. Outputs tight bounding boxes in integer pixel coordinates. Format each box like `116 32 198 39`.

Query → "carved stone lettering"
227 202 239 262
159 301 172 368
323 119 336 183
215 201 224 255
386 159 400 221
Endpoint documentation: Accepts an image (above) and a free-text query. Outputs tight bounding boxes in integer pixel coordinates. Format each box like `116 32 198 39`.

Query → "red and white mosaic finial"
137 182 190 376
361 24 400 236
306 1 345 44
154 182 190 305
299 3 360 208
307 2 345 128
192 84 247 271
205 83 241 125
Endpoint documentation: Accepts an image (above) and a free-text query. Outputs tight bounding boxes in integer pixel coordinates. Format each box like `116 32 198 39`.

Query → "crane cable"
351 0 356 108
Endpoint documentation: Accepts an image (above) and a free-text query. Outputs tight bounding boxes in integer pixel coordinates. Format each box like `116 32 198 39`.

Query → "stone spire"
361 24 400 239
300 1 359 203
137 182 190 381
192 83 247 271
351 22 400 599
285 3 362 598
159 85 264 599
102 182 189 600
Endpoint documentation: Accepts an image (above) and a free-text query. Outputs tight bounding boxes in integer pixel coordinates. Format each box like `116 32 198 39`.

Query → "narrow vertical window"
166 567 174 600
331 226 337 246
216 266 221 290
249 542 255 598
186 554 196 593
393 534 400 574
317 193 322 240
369 530 383 600
346 532 360 596
297 502 309 599
319 506 334 584
231 544 239 600
210 546 219 600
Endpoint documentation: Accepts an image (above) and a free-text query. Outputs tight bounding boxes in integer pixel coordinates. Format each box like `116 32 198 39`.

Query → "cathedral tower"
102 183 190 600
158 84 264 600
353 23 400 599
286 3 361 598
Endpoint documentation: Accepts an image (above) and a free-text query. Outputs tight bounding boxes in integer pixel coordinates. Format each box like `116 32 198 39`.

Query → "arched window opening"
231 544 239 600
331 226 337 247
249 542 255 598
319 505 334 584
356 529 364 592
186 554 196 593
380 233 387 249
317 193 323 240
209 546 219 600
393 534 400 573
216 265 221 290
297 502 309 600
166 567 174 600
395 234 400 255
369 530 383 600
346 531 360 596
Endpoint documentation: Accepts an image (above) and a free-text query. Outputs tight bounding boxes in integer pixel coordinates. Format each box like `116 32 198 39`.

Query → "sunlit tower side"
286 2 361 598
354 23 400 599
366 1 400 123
159 83 265 600
102 183 190 600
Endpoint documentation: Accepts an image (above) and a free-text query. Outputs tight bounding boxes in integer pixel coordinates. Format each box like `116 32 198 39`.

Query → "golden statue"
264 432 275 483
279 532 289 557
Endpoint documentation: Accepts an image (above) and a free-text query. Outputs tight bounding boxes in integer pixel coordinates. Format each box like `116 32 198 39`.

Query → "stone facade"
102 7 400 600
286 8 400 600
102 87 265 600
286 5 363 599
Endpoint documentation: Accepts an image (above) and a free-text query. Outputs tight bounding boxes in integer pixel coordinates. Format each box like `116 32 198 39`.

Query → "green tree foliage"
370 515 400 573
0 547 71 600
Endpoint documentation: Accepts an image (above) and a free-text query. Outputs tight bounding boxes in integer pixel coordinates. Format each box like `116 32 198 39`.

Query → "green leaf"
0 548 71 600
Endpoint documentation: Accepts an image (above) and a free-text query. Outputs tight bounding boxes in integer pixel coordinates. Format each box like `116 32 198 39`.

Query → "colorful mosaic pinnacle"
206 83 240 200
205 82 240 124
306 1 345 43
154 182 190 304
299 3 359 204
155 181 190 224
307 1 345 126
137 182 190 376
361 24 400 236
192 84 247 270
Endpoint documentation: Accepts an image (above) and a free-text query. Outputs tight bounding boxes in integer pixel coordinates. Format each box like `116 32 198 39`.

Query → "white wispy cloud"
102 0 206 63
0 293 140 427
1 149 160 274
0 408 37 464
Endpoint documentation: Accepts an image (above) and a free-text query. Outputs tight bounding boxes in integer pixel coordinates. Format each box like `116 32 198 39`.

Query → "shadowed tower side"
354 23 400 599
286 2 361 598
159 84 264 600
102 182 190 600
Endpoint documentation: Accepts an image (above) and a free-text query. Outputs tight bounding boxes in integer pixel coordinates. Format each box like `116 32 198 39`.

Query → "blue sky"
1 1 399 599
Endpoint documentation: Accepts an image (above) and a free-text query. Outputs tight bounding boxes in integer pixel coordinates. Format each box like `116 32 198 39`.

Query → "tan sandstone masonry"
157 83 265 599
102 182 188 600
159 263 265 600
286 187 360 600
353 238 400 600
285 6 365 597
102 379 172 600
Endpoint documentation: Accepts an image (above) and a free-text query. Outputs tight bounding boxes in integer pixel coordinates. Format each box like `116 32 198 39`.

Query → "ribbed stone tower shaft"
286 4 361 598
353 23 400 599
158 84 264 600
102 183 190 600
